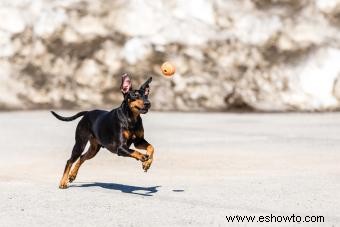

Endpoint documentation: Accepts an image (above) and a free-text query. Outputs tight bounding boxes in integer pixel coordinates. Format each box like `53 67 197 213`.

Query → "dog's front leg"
116 145 149 162
134 139 154 172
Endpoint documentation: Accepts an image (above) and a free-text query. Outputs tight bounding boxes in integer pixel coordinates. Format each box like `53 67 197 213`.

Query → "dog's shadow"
70 182 161 196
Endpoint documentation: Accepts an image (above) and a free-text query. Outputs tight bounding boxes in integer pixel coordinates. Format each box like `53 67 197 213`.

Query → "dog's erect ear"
140 77 152 96
120 73 132 94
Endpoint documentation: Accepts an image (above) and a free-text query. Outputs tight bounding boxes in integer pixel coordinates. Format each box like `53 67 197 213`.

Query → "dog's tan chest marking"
123 129 144 140
123 130 132 139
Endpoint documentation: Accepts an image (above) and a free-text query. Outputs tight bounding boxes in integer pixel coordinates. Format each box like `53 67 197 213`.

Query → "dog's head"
120 73 152 114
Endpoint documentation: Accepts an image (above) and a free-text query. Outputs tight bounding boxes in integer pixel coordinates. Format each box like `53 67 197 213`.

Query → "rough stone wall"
1 0 340 111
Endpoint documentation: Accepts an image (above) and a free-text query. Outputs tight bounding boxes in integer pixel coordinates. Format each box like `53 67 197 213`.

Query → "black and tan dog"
51 74 154 189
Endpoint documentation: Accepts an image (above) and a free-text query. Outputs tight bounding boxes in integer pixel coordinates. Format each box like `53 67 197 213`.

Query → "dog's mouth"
135 106 149 114
140 109 148 114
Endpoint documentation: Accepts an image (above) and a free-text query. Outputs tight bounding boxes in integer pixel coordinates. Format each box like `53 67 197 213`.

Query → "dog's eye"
129 92 139 99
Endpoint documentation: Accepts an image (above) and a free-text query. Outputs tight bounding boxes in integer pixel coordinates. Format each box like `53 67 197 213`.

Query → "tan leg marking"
59 161 72 189
68 158 83 183
129 150 148 162
69 140 100 183
142 145 154 172
135 143 154 172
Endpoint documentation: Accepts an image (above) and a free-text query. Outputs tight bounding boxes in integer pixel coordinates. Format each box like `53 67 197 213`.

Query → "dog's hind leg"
59 119 89 189
69 138 100 183
59 139 88 189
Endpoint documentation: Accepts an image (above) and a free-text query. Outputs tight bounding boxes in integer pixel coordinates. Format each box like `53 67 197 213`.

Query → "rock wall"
1 0 340 111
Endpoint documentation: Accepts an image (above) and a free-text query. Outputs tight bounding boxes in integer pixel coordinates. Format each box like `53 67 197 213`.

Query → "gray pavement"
0 111 339 226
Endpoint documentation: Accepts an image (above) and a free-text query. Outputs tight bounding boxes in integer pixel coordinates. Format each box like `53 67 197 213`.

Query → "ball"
161 62 176 76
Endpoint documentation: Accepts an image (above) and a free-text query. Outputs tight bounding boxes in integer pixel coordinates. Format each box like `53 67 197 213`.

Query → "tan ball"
161 62 176 76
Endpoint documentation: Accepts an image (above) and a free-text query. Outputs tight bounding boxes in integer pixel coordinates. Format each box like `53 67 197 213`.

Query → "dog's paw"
68 175 76 183
142 158 153 172
140 154 149 162
59 183 68 189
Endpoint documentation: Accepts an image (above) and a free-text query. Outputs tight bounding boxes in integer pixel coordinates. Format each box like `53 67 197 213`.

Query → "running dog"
51 74 154 189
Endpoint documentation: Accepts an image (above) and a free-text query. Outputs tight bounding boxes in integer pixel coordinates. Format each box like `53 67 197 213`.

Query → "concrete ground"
0 111 339 227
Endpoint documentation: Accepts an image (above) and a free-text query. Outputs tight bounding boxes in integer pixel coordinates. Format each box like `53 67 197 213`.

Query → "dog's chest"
123 129 143 140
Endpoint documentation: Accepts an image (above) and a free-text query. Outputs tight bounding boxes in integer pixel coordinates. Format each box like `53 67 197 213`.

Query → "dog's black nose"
144 101 151 109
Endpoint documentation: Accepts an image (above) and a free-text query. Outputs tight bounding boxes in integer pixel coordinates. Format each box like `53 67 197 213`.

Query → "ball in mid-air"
161 62 175 76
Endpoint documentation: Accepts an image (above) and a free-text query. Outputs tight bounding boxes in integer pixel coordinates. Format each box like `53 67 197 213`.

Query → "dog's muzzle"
139 101 151 114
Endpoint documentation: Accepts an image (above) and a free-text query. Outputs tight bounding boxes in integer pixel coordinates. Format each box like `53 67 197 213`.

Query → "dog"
51 74 154 189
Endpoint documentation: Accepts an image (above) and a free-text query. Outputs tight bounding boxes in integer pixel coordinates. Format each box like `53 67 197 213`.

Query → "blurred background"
1 0 340 112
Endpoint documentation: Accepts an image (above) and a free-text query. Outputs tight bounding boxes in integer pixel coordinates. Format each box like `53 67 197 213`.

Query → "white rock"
33 8 67 38
183 47 204 61
232 12 282 45
0 8 26 34
94 43 122 73
0 0 31 8
32 40 46 56
0 32 15 57
281 14 332 49
0 61 23 108
173 74 187 93
110 0 217 45
77 88 102 104
62 27 79 43
172 0 215 25
72 16 108 39
333 74 340 100
121 38 151 64
150 21 217 45
75 59 102 86
0 61 11 81
297 48 340 109
315 0 340 14
111 0 166 37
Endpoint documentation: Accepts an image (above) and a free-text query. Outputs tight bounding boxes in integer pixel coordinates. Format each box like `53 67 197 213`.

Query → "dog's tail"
50 111 88 122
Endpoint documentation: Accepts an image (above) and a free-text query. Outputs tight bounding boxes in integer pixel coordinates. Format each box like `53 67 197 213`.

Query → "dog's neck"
119 99 140 128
